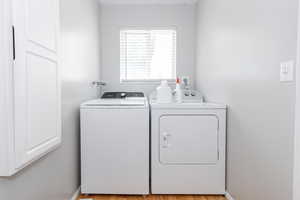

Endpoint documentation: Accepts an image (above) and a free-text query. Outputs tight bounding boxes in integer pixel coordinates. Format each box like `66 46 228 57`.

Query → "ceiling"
98 0 198 5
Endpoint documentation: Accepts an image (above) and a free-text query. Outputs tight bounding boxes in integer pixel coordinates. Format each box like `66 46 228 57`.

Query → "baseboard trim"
70 187 81 200
225 192 235 200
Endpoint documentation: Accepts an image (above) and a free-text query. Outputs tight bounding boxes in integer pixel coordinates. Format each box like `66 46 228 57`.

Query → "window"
120 29 176 82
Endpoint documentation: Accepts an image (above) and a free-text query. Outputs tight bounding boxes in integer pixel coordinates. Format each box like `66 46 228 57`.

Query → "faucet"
92 81 107 87
92 81 107 98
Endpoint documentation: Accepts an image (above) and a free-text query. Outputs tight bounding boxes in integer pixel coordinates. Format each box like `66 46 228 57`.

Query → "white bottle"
156 80 172 103
174 78 183 103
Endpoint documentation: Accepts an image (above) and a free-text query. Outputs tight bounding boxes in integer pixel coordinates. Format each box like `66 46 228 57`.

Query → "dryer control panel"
102 92 144 99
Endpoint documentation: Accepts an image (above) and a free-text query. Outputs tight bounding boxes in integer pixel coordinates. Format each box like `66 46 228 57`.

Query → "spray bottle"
174 77 183 103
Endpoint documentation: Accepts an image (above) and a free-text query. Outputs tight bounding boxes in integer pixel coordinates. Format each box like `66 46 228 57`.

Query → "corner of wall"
225 192 236 200
293 1 300 200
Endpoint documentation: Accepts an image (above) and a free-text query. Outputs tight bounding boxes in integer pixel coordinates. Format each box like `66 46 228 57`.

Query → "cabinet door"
160 115 219 164
12 0 61 169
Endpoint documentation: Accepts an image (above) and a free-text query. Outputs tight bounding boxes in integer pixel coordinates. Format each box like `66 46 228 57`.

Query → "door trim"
0 0 15 176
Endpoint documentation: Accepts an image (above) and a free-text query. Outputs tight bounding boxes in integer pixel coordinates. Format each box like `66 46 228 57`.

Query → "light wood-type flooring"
78 195 227 200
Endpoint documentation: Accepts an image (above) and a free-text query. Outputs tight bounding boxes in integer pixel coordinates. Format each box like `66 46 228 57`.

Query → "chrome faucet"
92 81 107 87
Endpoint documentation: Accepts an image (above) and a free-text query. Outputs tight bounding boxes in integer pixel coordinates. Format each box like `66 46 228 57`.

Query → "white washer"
80 92 149 194
150 100 227 194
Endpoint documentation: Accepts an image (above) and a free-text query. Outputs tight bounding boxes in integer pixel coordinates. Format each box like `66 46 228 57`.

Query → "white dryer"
150 100 226 194
80 92 149 195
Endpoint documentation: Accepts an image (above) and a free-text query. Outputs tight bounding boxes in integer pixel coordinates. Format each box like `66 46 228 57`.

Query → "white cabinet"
0 0 61 176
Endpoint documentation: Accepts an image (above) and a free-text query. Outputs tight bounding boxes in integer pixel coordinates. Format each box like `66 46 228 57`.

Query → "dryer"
150 101 227 194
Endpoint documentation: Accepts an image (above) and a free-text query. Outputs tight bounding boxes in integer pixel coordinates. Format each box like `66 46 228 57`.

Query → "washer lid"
81 97 147 108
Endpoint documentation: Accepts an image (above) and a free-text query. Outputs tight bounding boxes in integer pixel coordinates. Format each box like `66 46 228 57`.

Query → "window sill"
120 79 176 85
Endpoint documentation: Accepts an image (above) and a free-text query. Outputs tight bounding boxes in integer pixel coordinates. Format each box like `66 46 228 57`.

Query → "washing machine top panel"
81 99 147 108
81 94 148 109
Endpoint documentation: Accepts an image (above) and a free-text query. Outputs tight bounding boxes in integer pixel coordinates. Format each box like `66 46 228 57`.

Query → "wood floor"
78 194 227 200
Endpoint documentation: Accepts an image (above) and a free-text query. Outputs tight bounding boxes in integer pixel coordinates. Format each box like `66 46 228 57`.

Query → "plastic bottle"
156 80 172 103
174 77 183 103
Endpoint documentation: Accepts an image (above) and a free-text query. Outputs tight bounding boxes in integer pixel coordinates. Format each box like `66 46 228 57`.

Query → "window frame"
119 27 178 84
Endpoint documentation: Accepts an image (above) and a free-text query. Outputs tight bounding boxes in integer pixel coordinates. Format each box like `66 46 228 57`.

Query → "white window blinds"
120 29 176 81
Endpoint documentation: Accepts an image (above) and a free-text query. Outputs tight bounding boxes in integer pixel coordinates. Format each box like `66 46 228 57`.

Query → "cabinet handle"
12 26 15 60
162 132 171 148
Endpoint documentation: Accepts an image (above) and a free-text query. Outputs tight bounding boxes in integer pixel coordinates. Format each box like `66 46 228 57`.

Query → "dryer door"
160 115 219 164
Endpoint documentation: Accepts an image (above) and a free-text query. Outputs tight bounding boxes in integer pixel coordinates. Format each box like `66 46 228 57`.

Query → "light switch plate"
280 60 294 82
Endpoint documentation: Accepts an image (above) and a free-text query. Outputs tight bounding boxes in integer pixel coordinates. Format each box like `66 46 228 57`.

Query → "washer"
80 92 149 195
150 99 227 194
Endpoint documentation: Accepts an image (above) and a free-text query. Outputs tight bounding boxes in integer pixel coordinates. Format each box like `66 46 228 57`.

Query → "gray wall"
294 5 300 197
0 0 101 199
100 4 196 94
196 0 298 200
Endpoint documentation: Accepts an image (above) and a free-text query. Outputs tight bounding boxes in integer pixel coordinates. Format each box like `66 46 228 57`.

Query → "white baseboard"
225 192 235 200
70 187 81 200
